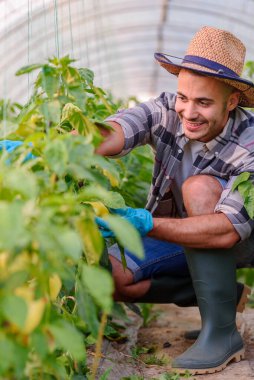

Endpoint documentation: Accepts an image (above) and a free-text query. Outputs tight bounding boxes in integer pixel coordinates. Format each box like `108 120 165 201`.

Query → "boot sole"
173 348 245 375
237 285 251 313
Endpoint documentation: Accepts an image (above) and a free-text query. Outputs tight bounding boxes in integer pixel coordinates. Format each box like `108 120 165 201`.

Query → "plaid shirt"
106 92 254 241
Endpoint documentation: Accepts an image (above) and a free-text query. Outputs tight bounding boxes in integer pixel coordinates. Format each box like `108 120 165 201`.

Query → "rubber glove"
0 140 23 152
96 207 153 238
0 140 35 161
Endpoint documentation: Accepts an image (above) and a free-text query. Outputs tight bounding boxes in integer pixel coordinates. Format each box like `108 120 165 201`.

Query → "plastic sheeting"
1 0 254 103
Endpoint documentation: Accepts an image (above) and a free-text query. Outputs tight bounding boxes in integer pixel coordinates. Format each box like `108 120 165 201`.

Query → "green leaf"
49 320 86 361
76 281 99 337
2 295 28 329
61 103 90 135
237 181 253 199
31 331 49 359
232 172 250 191
4 168 38 199
15 63 43 76
41 67 60 98
79 68 94 85
119 244 127 270
103 214 144 258
76 215 103 265
243 186 254 218
79 186 125 208
59 55 76 67
99 367 112 380
40 100 61 124
44 139 69 176
0 202 29 250
82 264 113 313
55 229 83 261
0 336 15 373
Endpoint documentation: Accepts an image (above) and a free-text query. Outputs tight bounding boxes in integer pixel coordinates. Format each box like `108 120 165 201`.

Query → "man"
95 26 254 374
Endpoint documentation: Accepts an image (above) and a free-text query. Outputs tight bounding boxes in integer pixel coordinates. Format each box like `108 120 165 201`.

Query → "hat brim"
154 53 254 108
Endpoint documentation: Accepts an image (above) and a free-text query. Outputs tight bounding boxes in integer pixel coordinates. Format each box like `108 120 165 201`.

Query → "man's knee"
182 175 223 216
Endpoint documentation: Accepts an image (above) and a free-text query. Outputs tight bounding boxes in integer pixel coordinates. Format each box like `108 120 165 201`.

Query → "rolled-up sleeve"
215 175 254 240
105 93 174 156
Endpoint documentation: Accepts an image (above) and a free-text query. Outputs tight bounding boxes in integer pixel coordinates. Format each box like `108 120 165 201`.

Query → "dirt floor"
95 303 254 380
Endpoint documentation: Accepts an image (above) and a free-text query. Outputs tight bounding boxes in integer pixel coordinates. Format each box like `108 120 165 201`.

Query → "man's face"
175 69 239 142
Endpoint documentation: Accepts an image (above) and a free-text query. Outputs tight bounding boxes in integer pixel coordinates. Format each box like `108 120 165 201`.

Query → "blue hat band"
183 55 239 78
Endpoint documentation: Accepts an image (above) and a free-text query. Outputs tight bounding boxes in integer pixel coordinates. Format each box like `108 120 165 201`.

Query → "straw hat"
154 26 254 108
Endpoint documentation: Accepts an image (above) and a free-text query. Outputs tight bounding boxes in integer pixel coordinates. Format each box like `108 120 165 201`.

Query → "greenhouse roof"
1 0 254 103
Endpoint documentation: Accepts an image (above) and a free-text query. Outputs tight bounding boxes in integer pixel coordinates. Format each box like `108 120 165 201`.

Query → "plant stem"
90 84 113 114
90 311 108 380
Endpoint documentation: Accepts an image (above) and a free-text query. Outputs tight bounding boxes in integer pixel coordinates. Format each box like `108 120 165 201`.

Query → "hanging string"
27 0 32 100
97 0 113 91
59 2 64 57
68 0 74 58
42 0 50 133
53 0 60 59
92 0 102 83
76 0 83 62
82 0 90 67
3 0 8 139
42 0 49 59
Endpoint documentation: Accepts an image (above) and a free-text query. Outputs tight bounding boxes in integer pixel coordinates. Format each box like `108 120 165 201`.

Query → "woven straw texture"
156 26 254 108
186 26 245 75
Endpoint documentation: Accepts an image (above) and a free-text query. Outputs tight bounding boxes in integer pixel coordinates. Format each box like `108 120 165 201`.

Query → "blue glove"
96 207 153 238
0 140 35 162
0 140 23 152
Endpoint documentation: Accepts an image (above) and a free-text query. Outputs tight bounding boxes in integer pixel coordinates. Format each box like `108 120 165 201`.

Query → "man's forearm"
148 213 240 249
95 121 125 156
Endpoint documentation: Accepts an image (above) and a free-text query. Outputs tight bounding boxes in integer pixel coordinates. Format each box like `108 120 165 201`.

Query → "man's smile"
183 120 206 132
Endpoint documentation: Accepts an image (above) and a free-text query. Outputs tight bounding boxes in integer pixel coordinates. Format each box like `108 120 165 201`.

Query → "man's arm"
95 121 125 156
149 213 240 249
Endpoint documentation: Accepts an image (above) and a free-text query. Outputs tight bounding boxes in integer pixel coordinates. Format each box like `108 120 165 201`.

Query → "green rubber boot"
172 247 244 375
135 273 197 306
184 282 251 340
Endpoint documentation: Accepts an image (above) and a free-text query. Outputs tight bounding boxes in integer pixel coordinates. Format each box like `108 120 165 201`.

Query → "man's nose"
183 102 198 120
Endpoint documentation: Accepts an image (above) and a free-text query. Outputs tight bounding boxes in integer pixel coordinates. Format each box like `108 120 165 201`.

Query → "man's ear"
228 91 241 111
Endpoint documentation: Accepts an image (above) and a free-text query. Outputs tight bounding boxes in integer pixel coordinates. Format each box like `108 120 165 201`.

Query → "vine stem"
90 311 108 380
90 84 113 114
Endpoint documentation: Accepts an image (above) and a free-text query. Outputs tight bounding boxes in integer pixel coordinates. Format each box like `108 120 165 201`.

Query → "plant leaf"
15 64 43 76
49 320 86 361
82 264 113 313
103 214 144 258
2 295 28 329
76 214 103 265
232 172 251 191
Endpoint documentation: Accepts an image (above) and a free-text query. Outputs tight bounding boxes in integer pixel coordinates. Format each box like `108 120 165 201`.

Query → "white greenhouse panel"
0 0 254 104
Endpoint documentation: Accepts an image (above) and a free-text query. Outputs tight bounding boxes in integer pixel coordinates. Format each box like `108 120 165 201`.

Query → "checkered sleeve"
215 175 254 240
105 92 176 156
215 116 254 241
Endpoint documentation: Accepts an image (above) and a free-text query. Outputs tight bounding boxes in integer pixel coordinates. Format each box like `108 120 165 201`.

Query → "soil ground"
95 304 254 380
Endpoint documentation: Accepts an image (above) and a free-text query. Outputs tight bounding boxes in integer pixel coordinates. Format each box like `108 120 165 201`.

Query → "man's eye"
200 101 209 106
177 96 186 102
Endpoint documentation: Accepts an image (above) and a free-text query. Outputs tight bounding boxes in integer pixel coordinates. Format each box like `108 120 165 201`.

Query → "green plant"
143 353 169 366
157 372 195 379
233 172 254 289
0 56 153 379
131 345 153 359
138 303 160 327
